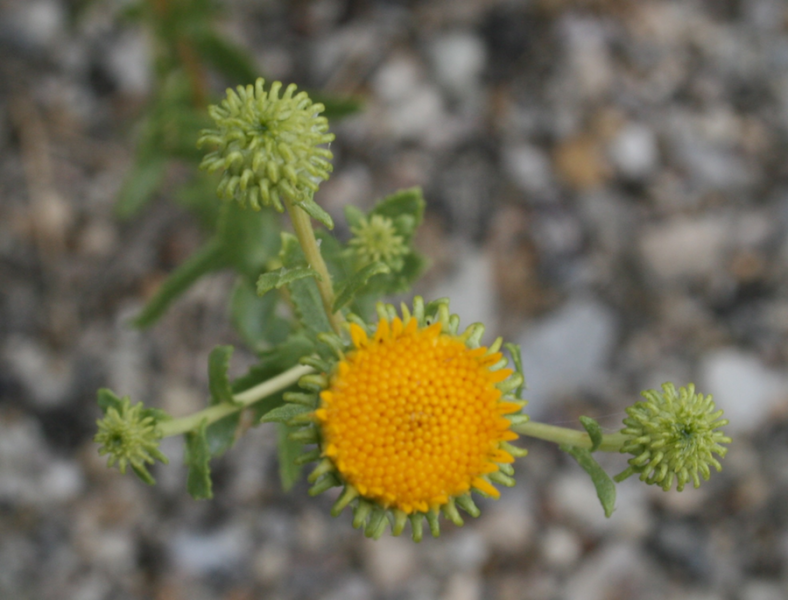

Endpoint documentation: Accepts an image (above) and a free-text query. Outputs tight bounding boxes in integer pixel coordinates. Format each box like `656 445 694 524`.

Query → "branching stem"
158 365 314 438
286 203 344 333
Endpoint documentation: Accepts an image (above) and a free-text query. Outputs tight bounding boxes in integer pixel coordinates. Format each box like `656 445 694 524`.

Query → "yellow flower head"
286 297 528 541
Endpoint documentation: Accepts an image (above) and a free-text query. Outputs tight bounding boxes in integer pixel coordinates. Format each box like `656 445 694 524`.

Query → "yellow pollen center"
316 316 520 514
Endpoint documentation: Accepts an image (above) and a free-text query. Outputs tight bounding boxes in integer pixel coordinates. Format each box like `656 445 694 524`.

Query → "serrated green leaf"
277 423 303 491
208 345 235 405
503 342 525 398
116 155 167 219
279 234 333 336
260 403 311 424
230 277 291 350
133 239 228 329
579 416 603 453
561 445 616 518
295 197 334 230
193 31 259 85
218 202 282 280
333 261 390 312
256 266 321 296
185 420 213 500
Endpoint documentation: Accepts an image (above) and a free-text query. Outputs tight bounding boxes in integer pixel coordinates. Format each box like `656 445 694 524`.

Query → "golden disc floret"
284 298 528 540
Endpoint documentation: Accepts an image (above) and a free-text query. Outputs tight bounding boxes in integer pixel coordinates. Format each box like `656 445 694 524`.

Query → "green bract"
198 78 334 212
615 383 731 491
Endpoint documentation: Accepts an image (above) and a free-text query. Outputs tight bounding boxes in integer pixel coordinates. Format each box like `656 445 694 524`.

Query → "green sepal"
294 197 334 230
260 403 311 424
332 261 390 312
579 416 603 452
133 239 228 329
560 444 616 518
277 423 303 491
504 342 526 398
257 266 321 296
185 420 213 500
115 154 167 219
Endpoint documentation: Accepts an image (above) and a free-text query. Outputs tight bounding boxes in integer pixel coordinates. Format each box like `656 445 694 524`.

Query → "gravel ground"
2 0 788 599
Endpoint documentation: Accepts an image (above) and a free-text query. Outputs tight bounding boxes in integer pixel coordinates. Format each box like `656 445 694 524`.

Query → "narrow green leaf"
503 343 526 398
230 277 291 350
208 345 235 405
295 197 334 230
257 266 321 296
333 261 390 312
561 445 616 517
116 155 167 219
133 239 228 328
185 420 213 500
309 92 364 120
277 423 303 491
193 31 259 85
260 403 311 424
579 416 603 452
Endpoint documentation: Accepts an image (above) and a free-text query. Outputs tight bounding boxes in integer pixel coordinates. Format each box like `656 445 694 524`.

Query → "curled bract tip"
94 396 169 485
198 78 334 212
615 382 731 491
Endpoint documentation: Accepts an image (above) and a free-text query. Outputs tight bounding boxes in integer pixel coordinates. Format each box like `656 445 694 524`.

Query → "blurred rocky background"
2 0 788 598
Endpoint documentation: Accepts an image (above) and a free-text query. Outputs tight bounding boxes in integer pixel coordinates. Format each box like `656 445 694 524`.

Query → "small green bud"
198 78 334 212
615 383 731 491
349 214 408 271
94 396 169 485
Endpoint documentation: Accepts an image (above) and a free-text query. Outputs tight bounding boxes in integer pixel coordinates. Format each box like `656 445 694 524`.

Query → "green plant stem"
286 202 343 334
157 364 314 438
512 421 628 452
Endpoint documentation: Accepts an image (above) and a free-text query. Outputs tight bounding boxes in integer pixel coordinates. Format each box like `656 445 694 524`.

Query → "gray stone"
516 298 618 415
608 123 658 179
541 526 582 570
169 523 252 574
429 32 486 98
502 143 555 197
700 348 787 435
362 535 417 592
639 216 728 282
3 336 74 408
441 573 482 600
562 542 661 600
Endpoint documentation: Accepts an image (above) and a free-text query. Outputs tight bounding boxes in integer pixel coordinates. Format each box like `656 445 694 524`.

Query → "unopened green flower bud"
615 383 731 491
198 78 334 212
94 396 169 485
349 214 408 271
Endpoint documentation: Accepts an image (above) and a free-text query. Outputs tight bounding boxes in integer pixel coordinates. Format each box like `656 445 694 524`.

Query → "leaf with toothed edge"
256 266 321 296
185 420 213 500
279 233 333 336
332 261 390 312
260 403 311 424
